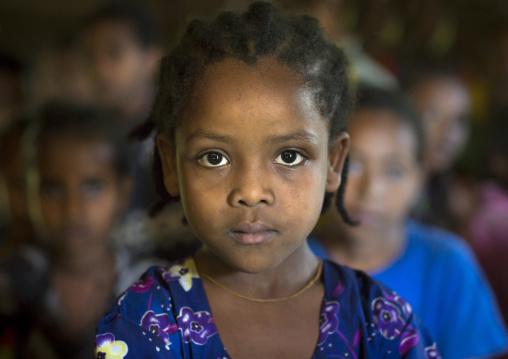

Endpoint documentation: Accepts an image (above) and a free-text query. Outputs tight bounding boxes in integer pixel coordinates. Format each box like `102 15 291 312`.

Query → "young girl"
95 3 438 358
310 87 508 358
0 103 160 358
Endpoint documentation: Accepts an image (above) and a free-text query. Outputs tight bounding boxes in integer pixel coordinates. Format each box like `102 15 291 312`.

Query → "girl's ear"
326 132 350 193
156 133 180 197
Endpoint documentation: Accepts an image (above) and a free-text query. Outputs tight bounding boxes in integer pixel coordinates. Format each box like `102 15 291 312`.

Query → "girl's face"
158 58 349 273
38 136 129 256
343 109 422 235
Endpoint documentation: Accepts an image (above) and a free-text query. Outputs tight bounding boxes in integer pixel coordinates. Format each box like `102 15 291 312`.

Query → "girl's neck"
195 242 320 300
322 224 406 273
53 244 114 277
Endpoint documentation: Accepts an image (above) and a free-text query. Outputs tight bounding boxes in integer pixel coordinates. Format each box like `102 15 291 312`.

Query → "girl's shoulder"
95 257 226 358
322 258 412 303
104 256 207 322
318 259 440 358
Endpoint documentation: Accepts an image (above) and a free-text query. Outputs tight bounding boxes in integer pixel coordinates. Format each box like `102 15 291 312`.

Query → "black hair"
86 2 161 48
36 102 134 179
132 1 356 224
355 86 425 165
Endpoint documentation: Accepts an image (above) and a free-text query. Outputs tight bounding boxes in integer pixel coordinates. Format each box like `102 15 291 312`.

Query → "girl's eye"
274 151 306 166
199 152 229 168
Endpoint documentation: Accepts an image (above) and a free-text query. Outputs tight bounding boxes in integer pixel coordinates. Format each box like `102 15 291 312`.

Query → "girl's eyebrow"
185 133 235 145
184 130 318 145
267 130 318 144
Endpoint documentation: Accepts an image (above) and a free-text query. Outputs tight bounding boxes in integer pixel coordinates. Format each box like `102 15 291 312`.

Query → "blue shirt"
309 220 508 359
95 257 439 358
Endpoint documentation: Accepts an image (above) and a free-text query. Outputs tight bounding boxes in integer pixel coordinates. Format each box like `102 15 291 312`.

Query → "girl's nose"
227 165 275 208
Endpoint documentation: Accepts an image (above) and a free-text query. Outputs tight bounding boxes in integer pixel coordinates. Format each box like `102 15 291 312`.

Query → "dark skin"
196 246 324 359
201 266 324 359
38 136 130 334
158 58 349 358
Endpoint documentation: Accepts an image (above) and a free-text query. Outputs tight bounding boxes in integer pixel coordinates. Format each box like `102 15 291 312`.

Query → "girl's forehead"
196 58 304 94
179 58 325 134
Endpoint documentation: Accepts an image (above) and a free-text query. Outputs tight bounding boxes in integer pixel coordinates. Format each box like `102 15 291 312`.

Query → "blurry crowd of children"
0 0 507 358
0 3 197 358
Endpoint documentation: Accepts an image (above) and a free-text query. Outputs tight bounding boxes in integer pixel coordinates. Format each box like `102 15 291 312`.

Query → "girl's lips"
229 222 277 245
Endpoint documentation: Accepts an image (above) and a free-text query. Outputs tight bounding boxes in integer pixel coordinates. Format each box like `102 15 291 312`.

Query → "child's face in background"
343 109 422 235
38 136 128 256
158 58 349 274
85 20 159 111
409 77 470 173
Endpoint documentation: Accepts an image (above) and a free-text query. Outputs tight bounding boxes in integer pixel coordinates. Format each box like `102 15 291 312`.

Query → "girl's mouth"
229 222 278 245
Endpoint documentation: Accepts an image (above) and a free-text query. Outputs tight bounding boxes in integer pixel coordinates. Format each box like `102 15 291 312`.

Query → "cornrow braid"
335 156 358 225
131 1 355 224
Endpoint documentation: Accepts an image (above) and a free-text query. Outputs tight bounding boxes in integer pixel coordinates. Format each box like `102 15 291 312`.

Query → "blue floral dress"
95 258 439 358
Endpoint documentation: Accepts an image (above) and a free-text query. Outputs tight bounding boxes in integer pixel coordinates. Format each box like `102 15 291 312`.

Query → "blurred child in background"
84 2 162 128
83 2 196 258
0 103 163 359
310 87 507 358
84 2 163 211
403 67 471 228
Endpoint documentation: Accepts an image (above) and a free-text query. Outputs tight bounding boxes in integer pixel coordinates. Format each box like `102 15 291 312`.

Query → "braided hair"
132 1 356 224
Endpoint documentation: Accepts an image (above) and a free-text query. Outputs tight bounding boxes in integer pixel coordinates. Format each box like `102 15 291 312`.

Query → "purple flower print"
177 307 218 345
318 301 340 345
95 333 128 359
384 291 412 317
372 297 405 339
131 276 155 293
140 310 178 345
425 343 442 359
398 326 419 355
162 258 199 292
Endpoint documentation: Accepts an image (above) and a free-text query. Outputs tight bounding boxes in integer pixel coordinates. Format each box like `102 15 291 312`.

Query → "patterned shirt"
95 257 439 358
